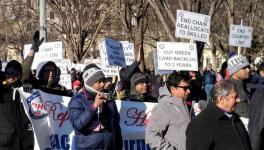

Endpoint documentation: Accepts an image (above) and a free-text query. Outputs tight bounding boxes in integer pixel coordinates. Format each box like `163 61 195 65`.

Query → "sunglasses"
176 85 190 91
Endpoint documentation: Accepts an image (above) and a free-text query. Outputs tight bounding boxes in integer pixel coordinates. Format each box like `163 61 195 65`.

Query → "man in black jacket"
0 60 34 150
248 88 264 150
186 80 252 150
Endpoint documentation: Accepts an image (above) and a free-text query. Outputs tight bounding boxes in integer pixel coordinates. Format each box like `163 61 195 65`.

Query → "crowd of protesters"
0 31 263 150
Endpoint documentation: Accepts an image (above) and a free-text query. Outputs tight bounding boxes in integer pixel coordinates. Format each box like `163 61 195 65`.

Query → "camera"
99 92 110 100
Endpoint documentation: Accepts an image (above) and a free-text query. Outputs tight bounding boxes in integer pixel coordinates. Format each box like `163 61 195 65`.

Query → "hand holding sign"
31 30 44 52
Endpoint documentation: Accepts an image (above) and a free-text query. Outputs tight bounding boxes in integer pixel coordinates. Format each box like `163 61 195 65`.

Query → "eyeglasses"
176 85 190 91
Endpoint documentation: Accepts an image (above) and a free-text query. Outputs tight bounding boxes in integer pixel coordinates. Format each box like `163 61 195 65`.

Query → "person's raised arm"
22 30 44 82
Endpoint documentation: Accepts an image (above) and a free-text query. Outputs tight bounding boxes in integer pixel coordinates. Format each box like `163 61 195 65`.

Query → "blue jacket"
68 90 122 150
203 70 216 84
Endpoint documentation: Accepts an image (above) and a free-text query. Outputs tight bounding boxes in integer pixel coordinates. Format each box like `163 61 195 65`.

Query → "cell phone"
98 92 110 100
103 93 110 100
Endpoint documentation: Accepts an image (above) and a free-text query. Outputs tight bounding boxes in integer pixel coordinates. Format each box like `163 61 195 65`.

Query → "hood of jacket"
36 61 57 79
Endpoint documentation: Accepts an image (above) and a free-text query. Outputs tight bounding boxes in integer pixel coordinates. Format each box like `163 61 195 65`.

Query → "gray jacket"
146 85 190 150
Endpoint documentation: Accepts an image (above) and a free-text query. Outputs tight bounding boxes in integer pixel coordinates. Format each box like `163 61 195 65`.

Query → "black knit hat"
5 60 22 77
131 72 148 86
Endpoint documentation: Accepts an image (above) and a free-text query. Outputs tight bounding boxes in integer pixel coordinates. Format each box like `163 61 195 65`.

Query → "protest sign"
153 53 173 75
120 41 135 66
100 39 126 67
175 10 211 43
157 42 198 71
24 41 63 69
101 65 119 77
83 58 102 67
19 88 157 150
59 74 72 89
53 59 72 74
229 24 253 48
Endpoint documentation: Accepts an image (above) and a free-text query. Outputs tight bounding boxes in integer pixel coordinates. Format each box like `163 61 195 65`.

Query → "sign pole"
237 19 243 54
117 66 121 81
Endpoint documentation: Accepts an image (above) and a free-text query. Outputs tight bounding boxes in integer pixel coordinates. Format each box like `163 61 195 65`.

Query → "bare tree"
0 0 39 61
47 0 109 63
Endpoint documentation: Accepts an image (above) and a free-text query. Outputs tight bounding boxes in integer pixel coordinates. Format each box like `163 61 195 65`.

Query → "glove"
23 83 33 93
31 30 44 52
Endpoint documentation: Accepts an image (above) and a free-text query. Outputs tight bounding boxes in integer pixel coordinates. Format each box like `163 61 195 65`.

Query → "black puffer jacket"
0 82 34 150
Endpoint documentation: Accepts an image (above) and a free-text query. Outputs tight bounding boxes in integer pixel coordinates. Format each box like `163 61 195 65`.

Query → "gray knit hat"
82 67 105 86
131 72 148 86
227 54 249 75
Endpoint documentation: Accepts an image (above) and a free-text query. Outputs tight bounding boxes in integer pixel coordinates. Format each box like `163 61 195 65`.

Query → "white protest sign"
175 10 211 43
153 53 173 75
100 39 126 67
74 63 85 72
24 41 63 70
83 58 102 67
59 74 72 90
53 59 72 67
53 59 72 74
120 41 135 66
101 65 119 77
229 24 253 48
157 42 198 71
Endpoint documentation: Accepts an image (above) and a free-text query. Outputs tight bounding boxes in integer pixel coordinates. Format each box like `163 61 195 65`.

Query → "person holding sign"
146 71 191 150
22 31 73 97
68 65 122 150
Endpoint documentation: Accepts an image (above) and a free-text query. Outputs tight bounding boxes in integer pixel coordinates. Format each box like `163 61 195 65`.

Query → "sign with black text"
153 53 173 75
24 41 63 69
157 42 198 71
175 10 211 43
229 24 253 48
100 39 126 67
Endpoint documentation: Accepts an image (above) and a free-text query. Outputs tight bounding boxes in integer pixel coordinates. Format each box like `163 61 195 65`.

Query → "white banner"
19 89 74 150
116 100 156 150
19 89 157 150
229 24 253 48
24 41 63 70
157 42 198 71
175 10 211 43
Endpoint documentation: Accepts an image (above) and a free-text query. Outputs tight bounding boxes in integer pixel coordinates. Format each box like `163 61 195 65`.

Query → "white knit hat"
82 67 105 86
227 54 249 75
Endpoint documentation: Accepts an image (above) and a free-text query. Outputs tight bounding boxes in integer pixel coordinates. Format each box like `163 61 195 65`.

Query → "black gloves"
23 83 33 93
31 30 44 52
